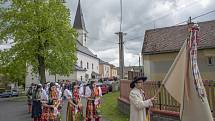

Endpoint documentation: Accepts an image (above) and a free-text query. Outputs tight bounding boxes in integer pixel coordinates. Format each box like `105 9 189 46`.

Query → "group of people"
26 80 102 121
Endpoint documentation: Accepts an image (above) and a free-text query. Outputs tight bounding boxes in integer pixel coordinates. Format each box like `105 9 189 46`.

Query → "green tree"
0 0 77 84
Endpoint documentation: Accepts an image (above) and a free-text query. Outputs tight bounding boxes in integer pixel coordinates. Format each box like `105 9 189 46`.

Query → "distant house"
117 66 143 79
142 20 215 81
99 59 111 78
110 64 118 79
25 0 100 89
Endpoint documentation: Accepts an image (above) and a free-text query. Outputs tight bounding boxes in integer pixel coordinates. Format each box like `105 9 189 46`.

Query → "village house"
117 66 144 79
110 64 118 79
99 59 111 79
142 20 215 81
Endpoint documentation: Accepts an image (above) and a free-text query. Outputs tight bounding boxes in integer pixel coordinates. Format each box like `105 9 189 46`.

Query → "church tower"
73 0 87 47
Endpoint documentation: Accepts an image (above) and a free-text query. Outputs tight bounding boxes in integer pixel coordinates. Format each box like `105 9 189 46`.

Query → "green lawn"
100 92 129 121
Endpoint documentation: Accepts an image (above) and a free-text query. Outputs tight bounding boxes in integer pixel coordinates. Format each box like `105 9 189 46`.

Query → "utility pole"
116 0 126 79
115 32 126 79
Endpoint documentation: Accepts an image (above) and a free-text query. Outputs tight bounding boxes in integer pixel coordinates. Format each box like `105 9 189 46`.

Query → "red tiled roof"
143 20 215 55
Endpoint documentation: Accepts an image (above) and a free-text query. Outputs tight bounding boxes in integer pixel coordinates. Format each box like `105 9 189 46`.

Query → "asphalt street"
0 98 106 121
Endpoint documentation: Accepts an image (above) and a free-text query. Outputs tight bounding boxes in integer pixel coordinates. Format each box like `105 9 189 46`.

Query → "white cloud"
2 0 214 67
65 0 215 67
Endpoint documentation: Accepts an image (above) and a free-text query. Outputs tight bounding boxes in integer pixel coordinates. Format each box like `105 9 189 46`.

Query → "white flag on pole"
162 24 213 121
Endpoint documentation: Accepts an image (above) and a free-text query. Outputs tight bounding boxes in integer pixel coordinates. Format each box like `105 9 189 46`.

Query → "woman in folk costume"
129 76 157 121
41 82 61 121
86 81 101 121
31 84 43 121
65 84 78 121
72 83 84 120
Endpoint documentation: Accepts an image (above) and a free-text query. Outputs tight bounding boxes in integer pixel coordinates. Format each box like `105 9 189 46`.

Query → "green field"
100 92 129 121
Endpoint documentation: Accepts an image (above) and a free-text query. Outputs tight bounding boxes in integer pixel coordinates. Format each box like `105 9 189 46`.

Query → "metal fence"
119 80 215 118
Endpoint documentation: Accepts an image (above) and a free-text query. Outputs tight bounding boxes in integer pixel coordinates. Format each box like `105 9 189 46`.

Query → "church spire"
73 0 86 31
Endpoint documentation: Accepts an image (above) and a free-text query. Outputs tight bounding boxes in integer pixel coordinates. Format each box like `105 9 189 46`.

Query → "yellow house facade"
99 59 111 78
110 64 118 79
142 20 215 81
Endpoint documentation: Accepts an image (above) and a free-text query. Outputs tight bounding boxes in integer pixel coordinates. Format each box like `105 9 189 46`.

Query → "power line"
125 36 144 41
124 0 199 33
86 36 117 43
176 9 215 25
125 9 215 40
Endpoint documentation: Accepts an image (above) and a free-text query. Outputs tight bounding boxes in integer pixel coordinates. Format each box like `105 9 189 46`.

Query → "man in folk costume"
129 77 157 121
79 82 91 120
86 81 101 121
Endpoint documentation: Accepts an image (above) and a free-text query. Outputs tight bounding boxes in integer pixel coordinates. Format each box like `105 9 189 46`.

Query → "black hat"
130 76 147 88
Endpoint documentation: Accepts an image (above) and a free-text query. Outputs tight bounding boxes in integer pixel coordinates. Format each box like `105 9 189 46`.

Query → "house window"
208 57 213 65
80 61 83 68
87 62 89 69
92 63 94 70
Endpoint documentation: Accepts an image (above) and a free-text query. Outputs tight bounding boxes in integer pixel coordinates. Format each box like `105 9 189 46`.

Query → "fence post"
158 81 162 110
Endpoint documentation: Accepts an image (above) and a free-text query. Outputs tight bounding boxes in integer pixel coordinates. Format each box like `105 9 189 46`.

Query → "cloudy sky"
1 0 215 66
64 0 215 67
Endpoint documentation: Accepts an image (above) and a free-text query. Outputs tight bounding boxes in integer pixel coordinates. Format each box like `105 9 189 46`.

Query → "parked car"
11 90 19 97
0 90 12 98
96 83 108 95
105 81 113 92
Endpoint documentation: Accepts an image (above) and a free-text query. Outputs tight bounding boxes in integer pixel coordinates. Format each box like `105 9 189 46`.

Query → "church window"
80 61 83 68
208 56 213 65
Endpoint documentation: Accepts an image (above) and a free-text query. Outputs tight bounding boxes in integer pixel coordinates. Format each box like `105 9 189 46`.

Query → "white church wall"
77 51 99 81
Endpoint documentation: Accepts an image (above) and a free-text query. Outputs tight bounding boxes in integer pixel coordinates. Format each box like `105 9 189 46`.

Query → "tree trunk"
38 55 46 85
37 33 46 85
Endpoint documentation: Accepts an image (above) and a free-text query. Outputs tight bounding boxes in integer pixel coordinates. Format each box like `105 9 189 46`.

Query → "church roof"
76 40 98 59
99 59 110 65
73 0 86 31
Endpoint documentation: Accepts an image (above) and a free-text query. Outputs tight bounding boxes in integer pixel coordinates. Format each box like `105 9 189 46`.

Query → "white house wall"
25 65 77 90
76 71 86 81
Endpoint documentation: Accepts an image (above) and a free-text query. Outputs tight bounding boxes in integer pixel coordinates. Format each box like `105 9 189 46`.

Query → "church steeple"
73 0 86 31
73 0 87 47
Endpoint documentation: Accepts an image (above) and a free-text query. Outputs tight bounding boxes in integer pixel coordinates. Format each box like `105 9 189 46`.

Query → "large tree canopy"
0 0 77 84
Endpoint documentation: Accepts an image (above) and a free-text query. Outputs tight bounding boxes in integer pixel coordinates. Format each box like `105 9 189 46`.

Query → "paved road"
0 99 31 121
0 98 107 121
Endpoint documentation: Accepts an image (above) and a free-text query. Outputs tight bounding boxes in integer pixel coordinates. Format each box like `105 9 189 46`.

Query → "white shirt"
79 86 91 98
57 88 62 99
64 89 72 99
41 89 48 101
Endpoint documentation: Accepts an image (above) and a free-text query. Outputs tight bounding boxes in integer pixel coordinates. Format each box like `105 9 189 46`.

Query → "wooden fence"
127 71 144 80
119 80 215 118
